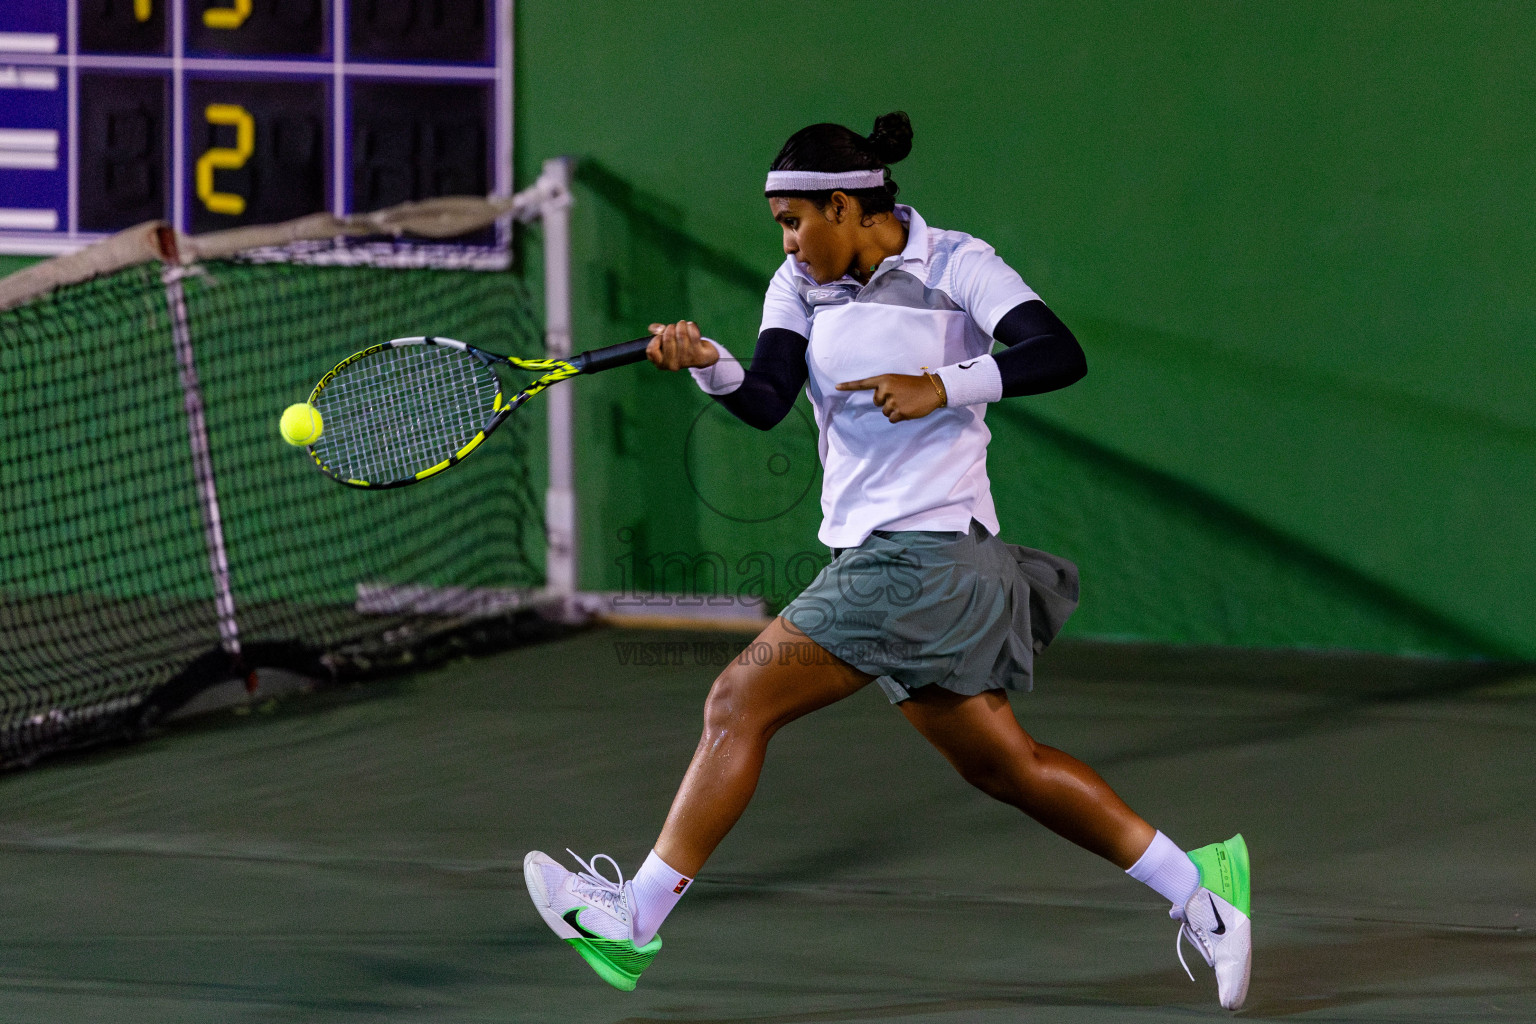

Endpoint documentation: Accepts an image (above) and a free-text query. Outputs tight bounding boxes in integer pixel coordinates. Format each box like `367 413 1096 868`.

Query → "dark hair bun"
865 111 913 165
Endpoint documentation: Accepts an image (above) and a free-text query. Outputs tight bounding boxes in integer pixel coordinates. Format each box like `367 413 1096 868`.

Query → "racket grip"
574 336 653 374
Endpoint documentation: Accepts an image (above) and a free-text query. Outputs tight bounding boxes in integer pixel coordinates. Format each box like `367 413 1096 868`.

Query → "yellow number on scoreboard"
203 0 253 30
134 0 152 22
196 104 255 217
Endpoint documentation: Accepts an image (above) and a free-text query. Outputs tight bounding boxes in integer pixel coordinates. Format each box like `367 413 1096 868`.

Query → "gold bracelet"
923 369 948 407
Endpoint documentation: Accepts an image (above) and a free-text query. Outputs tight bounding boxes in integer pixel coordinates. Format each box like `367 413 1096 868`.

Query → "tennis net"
0 196 558 769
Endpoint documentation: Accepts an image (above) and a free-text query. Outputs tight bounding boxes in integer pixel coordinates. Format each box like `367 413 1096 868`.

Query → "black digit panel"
186 78 327 232
78 74 170 232
187 0 325 57
351 82 488 213
79 0 169 55
349 0 487 63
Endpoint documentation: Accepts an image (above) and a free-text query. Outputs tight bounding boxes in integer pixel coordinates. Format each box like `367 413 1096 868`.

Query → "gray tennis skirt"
780 521 1080 703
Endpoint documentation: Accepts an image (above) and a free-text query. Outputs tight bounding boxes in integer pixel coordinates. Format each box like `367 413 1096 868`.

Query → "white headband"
764 169 886 193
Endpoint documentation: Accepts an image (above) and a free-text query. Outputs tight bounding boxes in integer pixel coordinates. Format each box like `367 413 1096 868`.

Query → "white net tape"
0 179 568 312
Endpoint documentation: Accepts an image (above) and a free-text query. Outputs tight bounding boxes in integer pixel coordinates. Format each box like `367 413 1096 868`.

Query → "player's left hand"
836 373 945 423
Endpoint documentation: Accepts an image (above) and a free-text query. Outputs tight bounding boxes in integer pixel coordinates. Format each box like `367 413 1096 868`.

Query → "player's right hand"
647 320 719 371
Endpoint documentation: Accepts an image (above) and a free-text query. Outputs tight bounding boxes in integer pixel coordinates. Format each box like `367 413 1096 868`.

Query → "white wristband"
934 354 1003 406
687 338 745 395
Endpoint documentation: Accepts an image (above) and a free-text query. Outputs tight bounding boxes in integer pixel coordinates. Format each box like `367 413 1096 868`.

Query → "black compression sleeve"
713 327 810 430
992 300 1087 397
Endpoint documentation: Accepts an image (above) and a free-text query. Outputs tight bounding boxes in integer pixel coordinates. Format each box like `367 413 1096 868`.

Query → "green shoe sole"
567 933 663 992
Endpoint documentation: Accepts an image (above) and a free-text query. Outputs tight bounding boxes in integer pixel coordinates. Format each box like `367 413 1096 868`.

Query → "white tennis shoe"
1172 834 1252 1010
523 849 662 991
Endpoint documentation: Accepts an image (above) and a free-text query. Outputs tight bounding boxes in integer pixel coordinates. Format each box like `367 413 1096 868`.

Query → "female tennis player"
524 112 1251 1010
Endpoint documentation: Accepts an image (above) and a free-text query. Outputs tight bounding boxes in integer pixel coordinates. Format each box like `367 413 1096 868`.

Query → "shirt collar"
894 205 930 266
787 204 930 284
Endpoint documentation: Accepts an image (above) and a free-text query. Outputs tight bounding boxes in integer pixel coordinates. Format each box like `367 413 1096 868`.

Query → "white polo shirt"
694 205 1039 549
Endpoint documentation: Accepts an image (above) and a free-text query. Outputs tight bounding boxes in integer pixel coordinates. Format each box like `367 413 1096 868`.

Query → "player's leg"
898 686 1153 864
525 618 871 990
650 616 873 876
899 686 1250 1009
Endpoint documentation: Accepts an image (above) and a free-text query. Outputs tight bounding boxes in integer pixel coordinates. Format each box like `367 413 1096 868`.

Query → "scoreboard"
0 0 511 262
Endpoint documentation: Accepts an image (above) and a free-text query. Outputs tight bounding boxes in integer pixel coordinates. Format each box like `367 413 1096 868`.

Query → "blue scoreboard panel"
0 1 511 263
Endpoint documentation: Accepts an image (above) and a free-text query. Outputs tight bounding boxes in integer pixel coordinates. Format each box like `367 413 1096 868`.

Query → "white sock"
628 849 692 945
1126 830 1201 908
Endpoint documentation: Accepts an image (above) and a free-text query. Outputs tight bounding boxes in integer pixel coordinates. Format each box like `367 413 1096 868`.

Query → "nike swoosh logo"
1208 895 1226 935
563 908 600 939
958 361 976 369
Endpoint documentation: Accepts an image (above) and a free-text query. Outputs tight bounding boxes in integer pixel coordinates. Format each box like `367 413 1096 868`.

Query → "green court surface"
0 628 1530 1023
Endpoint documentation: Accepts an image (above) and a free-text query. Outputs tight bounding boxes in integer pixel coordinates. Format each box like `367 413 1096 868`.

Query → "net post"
539 156 579 608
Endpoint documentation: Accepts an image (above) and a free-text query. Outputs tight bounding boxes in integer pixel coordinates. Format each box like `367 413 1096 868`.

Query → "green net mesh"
0 258 546 767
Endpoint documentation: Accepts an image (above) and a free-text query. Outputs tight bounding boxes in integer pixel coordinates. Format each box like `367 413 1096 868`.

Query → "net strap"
163 263 241 659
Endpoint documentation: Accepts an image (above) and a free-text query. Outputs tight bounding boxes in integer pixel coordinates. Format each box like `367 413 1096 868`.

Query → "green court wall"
3 3 1525 660
514 0 1532 659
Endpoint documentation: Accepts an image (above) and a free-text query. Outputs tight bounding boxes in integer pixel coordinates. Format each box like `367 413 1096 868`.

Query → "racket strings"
311 345 502 483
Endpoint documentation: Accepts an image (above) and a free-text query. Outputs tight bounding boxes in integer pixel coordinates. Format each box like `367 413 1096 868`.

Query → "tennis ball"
279 403 323 446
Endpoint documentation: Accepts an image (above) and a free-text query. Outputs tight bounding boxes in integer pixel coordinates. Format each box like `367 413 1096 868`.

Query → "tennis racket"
304 334 652 488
